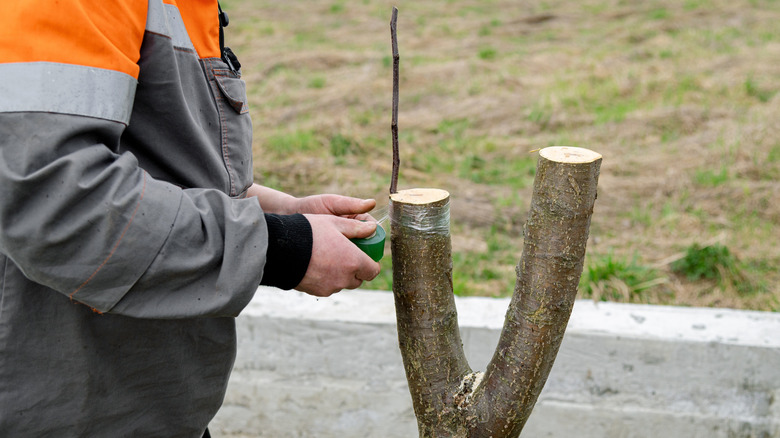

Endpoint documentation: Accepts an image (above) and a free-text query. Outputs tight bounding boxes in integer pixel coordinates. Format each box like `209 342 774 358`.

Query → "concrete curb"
212 287 780 437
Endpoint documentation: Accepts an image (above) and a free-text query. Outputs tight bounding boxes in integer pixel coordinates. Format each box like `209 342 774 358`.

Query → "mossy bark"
390 147 602 437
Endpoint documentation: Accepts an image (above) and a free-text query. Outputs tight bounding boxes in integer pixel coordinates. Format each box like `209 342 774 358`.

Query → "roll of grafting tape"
350 223 386 262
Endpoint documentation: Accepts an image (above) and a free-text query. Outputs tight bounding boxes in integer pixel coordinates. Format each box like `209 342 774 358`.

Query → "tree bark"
390 147 602 437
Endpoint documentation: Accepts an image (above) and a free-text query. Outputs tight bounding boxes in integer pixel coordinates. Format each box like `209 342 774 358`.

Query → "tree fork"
390 147 602 437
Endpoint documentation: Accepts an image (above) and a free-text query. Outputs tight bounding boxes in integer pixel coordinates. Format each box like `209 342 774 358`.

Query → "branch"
390 188 470 436
469 147 602 436
389 6 400 194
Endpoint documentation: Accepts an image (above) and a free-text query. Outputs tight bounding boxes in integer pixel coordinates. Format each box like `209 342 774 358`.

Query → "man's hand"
296 194 376 220
247 183 376 220
247 183 382 296
295 215 381 296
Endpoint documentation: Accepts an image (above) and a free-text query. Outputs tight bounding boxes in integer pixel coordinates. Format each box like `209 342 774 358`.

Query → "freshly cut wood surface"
390 188 450 205
540 146 602 164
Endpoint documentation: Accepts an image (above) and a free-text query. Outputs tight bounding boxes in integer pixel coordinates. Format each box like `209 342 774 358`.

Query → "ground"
221 0 780 310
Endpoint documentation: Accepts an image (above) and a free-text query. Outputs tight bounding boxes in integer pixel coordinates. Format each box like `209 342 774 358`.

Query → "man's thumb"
337 217 377 239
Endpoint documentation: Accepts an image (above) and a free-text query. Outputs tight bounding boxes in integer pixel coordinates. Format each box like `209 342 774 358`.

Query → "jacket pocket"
215 73 249 115
207 61 253 197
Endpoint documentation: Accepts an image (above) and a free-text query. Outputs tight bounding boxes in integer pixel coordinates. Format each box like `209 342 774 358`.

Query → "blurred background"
220 0 780 310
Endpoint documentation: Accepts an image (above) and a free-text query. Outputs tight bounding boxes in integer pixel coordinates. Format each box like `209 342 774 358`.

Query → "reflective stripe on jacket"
0 1 271 435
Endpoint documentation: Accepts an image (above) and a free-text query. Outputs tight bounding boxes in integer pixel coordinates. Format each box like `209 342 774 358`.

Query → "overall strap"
217 2 241 72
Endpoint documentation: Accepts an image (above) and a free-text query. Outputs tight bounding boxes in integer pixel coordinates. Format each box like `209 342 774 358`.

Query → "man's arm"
0 109 271 318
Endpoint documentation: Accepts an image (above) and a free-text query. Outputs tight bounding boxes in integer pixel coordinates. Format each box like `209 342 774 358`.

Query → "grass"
477 47 497 60
223 0 780 311
459 153 536 188
329 133 356 158
265 130 321 154
744 75 777 103
580 253 669 303
693 167 730 187
308 76 327 89
673 244 737 280
671 243 764 296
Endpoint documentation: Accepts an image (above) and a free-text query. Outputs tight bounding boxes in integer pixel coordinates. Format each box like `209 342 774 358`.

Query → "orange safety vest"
0 0 221 78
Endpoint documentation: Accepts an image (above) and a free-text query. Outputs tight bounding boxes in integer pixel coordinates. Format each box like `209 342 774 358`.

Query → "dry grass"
222 0 780 310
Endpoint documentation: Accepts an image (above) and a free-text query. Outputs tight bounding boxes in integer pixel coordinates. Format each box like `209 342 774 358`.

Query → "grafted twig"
389 6 400 194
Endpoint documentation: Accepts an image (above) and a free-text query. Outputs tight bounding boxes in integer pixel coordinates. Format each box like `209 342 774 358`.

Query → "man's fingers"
346 276 363 290
325 196 376 217
333 216 377 239
353 213 375 222
356 261 381 283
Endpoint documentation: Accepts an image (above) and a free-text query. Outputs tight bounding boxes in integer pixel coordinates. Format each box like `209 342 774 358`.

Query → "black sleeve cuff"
260 213 312 290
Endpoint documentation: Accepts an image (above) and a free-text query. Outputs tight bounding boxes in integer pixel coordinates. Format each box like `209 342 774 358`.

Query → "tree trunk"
390 146 602 437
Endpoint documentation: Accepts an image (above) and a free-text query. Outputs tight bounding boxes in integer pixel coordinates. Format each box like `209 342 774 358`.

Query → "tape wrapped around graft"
389 200 450 236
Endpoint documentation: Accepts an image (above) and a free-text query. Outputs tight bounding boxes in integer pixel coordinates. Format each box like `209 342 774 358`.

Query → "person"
0 1 381 436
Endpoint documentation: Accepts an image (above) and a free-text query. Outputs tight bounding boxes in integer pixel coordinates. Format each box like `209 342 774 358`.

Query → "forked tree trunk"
390 146 602 437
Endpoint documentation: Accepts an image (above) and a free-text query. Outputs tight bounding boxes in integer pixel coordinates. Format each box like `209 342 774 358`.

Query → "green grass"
329 133 358 159
265 130 321 154
693 167 730 187
478 47 497 60
453 227 518 296
626 203 653 227
768 143 780 163
744 76 776 103
648 8 670 20
556 74 640 124
459 154 536 189
683 0 707 9
580 253 669 303
308 76 327 89
662 75 704 106
672 243 770 297
527 102 553 127
672 244 736 281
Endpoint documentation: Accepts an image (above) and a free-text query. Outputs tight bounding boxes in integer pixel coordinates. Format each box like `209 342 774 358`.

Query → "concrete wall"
211 287 780 438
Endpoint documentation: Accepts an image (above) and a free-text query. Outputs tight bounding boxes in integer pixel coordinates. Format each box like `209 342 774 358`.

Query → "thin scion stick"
389 6 400 194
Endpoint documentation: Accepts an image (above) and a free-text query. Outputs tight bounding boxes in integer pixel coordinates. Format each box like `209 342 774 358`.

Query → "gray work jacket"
0 1 309 436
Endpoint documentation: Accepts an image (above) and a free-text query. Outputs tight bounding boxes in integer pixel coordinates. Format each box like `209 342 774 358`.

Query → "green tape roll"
350 224 386 262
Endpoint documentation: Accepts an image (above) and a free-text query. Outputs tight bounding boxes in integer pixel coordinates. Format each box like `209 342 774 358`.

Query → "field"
220 0 780 310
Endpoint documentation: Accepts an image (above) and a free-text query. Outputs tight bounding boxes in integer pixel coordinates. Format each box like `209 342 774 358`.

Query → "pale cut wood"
540 146 602 163
390 188 450 205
